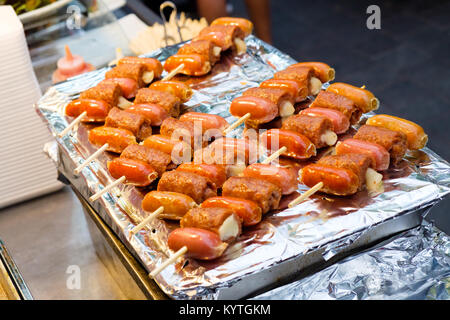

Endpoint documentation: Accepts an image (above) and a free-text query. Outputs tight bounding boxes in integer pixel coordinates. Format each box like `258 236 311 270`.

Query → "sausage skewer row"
162 17 253 79
225 61 335 136
59 55 165 137
288 115 427 207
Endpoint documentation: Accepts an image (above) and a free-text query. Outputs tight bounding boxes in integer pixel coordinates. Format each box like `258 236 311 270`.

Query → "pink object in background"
52 45 95 83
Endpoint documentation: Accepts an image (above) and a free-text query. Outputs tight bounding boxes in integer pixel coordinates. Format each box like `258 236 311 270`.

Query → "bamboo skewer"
261 146 287 164
58 111 87 137
130 207 164 235
74 143 109 174
222 113 251 135
90 176 126 201
288 181 324 208
162 63 185 81
150 246 188 278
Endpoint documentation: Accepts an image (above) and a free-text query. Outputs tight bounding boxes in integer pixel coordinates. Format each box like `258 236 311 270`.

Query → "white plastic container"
0 6 62 209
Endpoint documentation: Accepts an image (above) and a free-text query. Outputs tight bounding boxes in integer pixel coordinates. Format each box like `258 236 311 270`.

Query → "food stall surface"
0 187 128 299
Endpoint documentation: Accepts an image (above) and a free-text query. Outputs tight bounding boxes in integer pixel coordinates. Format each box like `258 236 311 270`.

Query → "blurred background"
0 0 448 300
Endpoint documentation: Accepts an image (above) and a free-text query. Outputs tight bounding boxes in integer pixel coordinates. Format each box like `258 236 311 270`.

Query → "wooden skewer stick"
130 206 164 235
288 181 324 208
261 146 287 164
58 111 87 137
74 143 109 174
150 246 188 278
222 113 251 135
162 63 185 81
90 176 126 201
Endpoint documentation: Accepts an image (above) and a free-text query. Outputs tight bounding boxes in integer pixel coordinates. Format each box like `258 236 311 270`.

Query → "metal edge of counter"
0 240 34 300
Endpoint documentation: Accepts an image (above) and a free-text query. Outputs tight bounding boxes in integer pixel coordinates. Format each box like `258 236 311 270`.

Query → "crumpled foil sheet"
253 220 450 300
36 35 450 299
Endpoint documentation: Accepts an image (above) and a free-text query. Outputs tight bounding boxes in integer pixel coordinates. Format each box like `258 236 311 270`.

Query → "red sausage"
126 104 169 126
335 138 390 171
65 99 110 122
300 107 350 134
201 196 262 226
260 79 308 102
242 163 298 195
164 54 211 76
168 227 228 260
260 129 316 160
88 126 137 153
179 112 229 133
149 80 193 103
100 78 138 99
107 157 158 187
176 163 227 188
229 96 278 124
300 164 360 196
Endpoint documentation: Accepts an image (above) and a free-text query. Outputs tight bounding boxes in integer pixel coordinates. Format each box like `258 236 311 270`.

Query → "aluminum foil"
36 35 450 299
252 220 450 300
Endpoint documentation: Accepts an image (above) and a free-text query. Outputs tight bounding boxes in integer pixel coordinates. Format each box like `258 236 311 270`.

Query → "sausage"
273 66 319 96
300 107 350 134
120 144 172 176
180 207 241 242
105 107 152 141
260 129 316 160
366 114 428 150
107 157 158 187
100 78 138 99
177 163 227 188
80 82 122 107
196 25 245 51
354 125 407 166
309 91 362 125
143 135 191 164
105 64 147 88
65 99 110 122
163 54 211 76
242 163 298 195
288 62 335 83
326 82 379 113
142 191 196 220
149 80 193 103
318 154 372 191
300 164 360 196
242 87 295 118
229 96 279 126
134 88 180 117
260 79 308 103
179 112 228 133
88 126 137 153
281 114 336 148
126 104 169 126
157 170 217 203
335 138 390 171
222 176 282 214
211 17 253 37
168 227 228 260
177 39 221 65
117 56 163 78
201 196 262 226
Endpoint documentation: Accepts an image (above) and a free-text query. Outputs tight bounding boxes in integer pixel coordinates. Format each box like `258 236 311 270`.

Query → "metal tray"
37 36 450 299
